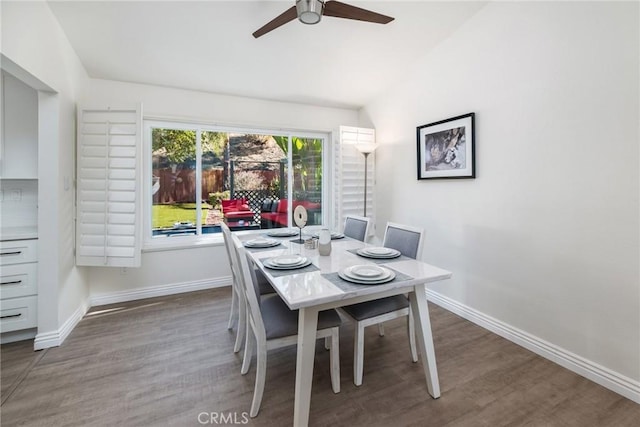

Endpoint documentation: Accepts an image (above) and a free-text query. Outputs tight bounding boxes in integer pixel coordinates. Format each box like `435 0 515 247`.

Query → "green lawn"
153 203 209 229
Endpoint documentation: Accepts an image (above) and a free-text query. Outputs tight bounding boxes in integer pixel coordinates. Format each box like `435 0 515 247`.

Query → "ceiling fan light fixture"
253 0 393 38
296 0 324 25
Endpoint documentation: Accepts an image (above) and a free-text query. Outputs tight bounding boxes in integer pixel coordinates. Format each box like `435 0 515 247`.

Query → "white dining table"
237 231 452 426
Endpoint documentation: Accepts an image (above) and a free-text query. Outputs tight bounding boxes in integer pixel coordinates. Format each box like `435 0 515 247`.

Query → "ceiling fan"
253 0 394 38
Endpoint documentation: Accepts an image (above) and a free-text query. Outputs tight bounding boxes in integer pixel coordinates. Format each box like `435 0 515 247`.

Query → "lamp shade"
355 142 378 154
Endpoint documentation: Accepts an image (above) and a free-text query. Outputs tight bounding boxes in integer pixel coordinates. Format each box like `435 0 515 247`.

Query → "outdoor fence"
232 189 280 223
153 163 283 205
153 168 224 204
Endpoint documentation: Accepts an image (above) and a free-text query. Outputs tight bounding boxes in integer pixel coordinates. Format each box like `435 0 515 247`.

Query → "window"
144 120 327 246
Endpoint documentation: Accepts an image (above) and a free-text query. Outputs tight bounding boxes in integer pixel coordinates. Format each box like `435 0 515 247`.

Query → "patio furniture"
260 199 321 228
222 198 256 230
222 198 254 223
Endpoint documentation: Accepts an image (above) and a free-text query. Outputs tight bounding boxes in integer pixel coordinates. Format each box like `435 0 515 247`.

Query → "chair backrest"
343 215 370 242
275 199 288 213
382 222 424 259
220 222 241 289
231 234 267 341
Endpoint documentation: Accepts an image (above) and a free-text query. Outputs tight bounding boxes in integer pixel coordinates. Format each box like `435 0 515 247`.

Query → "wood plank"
1 289 638 426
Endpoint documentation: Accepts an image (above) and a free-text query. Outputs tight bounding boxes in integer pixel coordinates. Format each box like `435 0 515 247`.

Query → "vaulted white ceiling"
48 1 486 109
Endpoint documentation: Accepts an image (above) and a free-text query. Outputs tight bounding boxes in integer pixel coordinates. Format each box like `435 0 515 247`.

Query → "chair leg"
330 328 340 393
233 292 246 353
378 323 385 337
241 315 254 375
408 308 418 363
227 284 237 330
353 322 365 386
250 338 267 418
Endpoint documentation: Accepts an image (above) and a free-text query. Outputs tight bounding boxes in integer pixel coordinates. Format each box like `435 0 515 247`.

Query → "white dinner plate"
338 267 395 285
312 231 345 240
264 258 312 270
267 229 299 237
343 266 392 282
347 265 386 278
363 247 397 256
356 247 401 259
244 238 279 248
270 254 305 266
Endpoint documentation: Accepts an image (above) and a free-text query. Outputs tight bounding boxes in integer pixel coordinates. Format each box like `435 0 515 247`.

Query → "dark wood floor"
1 288 638 426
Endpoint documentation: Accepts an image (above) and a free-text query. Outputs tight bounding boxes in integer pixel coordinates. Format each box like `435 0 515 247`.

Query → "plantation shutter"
333 126 376 235
76 105 142 267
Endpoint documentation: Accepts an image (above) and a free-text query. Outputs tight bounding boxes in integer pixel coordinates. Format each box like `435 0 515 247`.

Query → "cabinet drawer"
0 295 37 333
0 263 37 299
0 239 38 265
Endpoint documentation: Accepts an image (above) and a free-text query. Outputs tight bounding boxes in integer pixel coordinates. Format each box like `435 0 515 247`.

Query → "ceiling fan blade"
323 1 394 24
253 6 298 38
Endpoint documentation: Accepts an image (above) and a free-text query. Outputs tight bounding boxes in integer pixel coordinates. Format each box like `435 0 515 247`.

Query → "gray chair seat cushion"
341 295 409 321
260 295 341 340
255 268 275 295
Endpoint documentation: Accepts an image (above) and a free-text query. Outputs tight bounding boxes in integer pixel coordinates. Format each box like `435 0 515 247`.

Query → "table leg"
293 307 319 427
409 283 441 398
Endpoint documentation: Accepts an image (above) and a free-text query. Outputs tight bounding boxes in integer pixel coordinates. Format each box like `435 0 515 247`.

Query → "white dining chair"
342 214 370 242
220 222 274 354
232 235 341 417
341 222 424 386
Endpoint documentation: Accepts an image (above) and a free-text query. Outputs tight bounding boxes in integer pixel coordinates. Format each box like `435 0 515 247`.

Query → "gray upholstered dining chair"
231 234 341 417
341 222 424 386
220 222 274 354
342 214 370 242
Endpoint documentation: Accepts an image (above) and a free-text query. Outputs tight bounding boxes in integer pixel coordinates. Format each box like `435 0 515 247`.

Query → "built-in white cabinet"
0 239 38 333
0 68 39 342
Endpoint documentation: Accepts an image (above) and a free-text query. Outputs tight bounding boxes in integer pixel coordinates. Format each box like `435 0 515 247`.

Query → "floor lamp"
355 143 377 217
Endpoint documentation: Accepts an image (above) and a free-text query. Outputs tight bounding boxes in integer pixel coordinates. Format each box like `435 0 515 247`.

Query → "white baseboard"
89 277 230 307
33 277 230 350
425 289 640 404
34 299 89 350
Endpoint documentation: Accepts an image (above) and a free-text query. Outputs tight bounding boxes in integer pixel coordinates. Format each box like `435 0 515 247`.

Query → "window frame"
143 118 330 251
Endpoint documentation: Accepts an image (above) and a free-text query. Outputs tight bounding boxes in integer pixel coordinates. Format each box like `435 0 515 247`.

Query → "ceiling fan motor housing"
297 0 325 24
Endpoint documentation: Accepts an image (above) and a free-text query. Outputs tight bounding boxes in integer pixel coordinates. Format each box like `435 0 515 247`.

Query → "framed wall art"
416 112 475 180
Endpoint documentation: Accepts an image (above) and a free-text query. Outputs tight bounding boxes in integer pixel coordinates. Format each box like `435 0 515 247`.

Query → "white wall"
1 1 90 339
83 78 359 132
361 0 639 388
83 79 359 299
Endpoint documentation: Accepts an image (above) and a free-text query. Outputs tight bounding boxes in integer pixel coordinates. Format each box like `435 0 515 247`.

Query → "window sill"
142 235 224 253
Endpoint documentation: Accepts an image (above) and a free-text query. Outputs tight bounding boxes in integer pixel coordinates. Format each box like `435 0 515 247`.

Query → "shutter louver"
333 126 375 235
76 105 142 267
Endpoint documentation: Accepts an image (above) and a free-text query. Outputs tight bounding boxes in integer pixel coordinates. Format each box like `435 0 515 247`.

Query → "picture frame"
416 112 475 180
